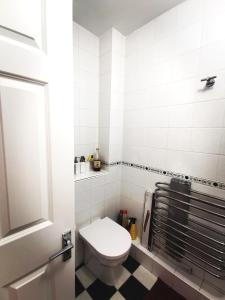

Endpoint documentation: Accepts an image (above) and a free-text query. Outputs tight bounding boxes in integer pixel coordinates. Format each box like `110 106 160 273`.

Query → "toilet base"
84 244 129 286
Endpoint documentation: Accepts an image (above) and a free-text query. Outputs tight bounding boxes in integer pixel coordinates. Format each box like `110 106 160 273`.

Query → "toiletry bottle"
80 156 86 174
117 210 123 225
86 155 90 172
86 154 93 172
129 218 137 240
74 156 80 175
92 148 102 171
74 156 77 174
122 210 128 229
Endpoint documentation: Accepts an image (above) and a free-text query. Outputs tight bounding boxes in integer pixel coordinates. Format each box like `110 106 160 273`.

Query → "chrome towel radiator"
149 178 225 279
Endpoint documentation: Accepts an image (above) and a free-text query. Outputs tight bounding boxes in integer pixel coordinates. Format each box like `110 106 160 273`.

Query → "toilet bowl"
79 217 131 286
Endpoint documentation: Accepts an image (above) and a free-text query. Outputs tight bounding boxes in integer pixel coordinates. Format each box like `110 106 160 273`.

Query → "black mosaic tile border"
103 161 225 191
103 161 122 166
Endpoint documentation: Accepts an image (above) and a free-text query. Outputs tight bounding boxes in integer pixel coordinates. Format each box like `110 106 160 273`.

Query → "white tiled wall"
74 26 125 268
121 0 225 295
99 29 112 162
75 166 121 267
109 29 125 162
122 0 225 233
123 0 225 183
73 23 99 157
99 28 125 163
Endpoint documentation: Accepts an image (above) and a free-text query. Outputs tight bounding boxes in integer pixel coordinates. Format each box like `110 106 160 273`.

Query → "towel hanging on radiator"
141 189 153 249
166 178 191 258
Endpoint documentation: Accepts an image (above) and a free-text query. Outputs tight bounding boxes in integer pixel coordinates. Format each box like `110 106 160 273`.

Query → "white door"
0 1 75 300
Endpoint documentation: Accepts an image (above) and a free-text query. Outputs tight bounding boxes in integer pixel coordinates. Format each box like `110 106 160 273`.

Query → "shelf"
74 169 108 182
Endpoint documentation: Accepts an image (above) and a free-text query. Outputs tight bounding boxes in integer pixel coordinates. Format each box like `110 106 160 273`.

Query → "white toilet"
79 217 131 286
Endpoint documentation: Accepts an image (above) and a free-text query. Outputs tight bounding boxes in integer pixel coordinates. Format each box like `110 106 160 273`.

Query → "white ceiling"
74 0 186 36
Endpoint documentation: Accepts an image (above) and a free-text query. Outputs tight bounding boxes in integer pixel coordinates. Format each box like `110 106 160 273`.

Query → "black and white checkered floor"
75 256 157 300
75 255 186 300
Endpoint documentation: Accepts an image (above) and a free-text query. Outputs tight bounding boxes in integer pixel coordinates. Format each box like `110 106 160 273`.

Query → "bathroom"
74 0 225 299
0 0 224 299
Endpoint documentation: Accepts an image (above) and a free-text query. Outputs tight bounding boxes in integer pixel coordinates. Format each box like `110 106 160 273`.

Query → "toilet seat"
79 217 131 260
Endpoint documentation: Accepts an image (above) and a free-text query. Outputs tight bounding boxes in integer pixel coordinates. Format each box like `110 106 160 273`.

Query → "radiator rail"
149 179 225 279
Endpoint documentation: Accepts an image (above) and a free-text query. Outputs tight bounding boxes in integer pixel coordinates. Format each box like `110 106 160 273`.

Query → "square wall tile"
146 128 168 149
75 181 92 212
203 0 225 19
79 109 98 127
100 28 112 56
92 186 105 205
202 10 225 46
216 155 225 183
141 148 167 169
177 0 203 29
192 100 225 128
220 129 225 155
199 40 225 75
169 104 193 128
100 52 112 75
176 22 201 56
79 127 98 145
79 90 99 110
79 24 99 56
190 128 222 154
154 6 178 42
79 49 99 74
167 128 191 151
75 208 91 230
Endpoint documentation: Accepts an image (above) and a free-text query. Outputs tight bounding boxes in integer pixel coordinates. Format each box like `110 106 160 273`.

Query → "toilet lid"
79 217 131 259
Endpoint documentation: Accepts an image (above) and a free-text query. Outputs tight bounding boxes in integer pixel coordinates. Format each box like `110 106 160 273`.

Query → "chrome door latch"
49 231 74 262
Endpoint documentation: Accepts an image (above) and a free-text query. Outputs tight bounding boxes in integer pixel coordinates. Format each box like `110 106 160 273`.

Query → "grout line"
124 126 225 129
124 97 225 111
123 146 225 156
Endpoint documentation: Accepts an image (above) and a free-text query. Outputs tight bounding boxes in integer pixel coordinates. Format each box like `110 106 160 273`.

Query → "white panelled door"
0 1 75 300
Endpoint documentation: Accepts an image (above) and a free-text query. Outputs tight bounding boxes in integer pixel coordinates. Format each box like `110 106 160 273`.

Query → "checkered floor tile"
75 255 157 300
